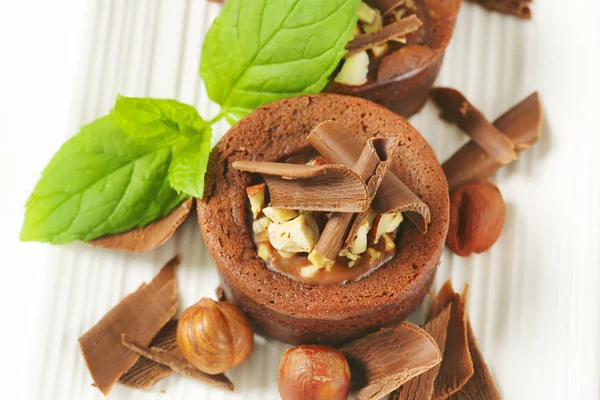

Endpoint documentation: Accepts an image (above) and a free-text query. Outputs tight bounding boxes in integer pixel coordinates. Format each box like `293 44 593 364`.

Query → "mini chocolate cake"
198 94 449 345
327 0 462 118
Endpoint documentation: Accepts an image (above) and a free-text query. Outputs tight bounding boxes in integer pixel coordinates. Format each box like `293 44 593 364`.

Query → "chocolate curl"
233 161 370 213
392 305 452 399
447 321 502 400
341 322 442 400
431 88 517 164
308 121 431 233
427 281 473 400
315 135 400 260
119 320 178 389
346 15 423 56
378 45 438 81
79 256 179 396
91 198 193 253
442 92 542 189
366 0 406 14
466 0 532 19
122 335 234 392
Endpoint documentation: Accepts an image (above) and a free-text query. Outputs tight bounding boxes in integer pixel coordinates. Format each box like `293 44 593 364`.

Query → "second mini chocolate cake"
198 94 449 345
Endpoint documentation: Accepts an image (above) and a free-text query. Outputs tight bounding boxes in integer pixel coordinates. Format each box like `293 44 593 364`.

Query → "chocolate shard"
467 0 532 19
392 305 453 400
308 121 430 234
366 0 406 15
121 335 234 392
79 256 179 396
346 15 423 57
119 320 178 389
91 198 193 253
233 161 371 213
448 321 502 400
427 281 474 400
315 134 401 260
442 92 542 189
378 45 438 81
431 88 517 164
340 321 442 400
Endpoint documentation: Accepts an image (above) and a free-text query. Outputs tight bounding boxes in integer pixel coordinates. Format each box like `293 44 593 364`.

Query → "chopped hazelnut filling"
334 1 423 86
246 162 403 286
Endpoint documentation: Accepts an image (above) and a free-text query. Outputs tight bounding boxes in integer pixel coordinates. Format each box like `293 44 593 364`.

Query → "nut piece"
371 43 390 59
257 243 272 261
263 207 299 223
348 210 378 255
334 51 369 86
369 211 403 244
252 216 270 234
447 180 506 256
308 249 335 270
381 233 396 252
177 298 254 375
246 184 266 219
360 6 382 34
300 265 322 278
357 2 378 24
268 214 319 253
278 345 351 400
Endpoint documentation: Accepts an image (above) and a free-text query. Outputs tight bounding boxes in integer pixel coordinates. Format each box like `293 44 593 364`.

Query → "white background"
1 0 599 399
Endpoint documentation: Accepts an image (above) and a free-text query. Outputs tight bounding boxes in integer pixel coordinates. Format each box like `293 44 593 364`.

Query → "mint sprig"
21 97 211 244
200 0 360 124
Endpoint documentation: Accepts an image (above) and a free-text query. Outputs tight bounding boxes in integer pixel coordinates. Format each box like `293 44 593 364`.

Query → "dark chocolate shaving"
392 305 453 400
119 320 178 389
427 281 473 400
346 15 423 56
442 92 542 189
431 88 517 164
79 256 179 396
467 0 532 19
91 198 193 253
314 132 400 260
341 322 441 400
122 335 234 392
366 0 406 14
448 321 502 399
308 121 430 234
378 45 438 81
233 161 370 213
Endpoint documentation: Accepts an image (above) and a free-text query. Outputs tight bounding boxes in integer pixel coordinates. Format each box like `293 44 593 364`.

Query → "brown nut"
176 298 254 375
278 345 350 400
447 180 506 256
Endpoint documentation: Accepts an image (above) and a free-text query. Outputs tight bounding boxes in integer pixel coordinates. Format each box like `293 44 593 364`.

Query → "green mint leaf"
112 95 213 198
200 0 360 119
113 96 208 144
20 116 189 244
169 126 213 199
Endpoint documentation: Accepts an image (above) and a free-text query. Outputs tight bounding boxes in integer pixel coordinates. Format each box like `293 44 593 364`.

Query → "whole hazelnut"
176 298 254 375
447 180 506 256
278 345 351 400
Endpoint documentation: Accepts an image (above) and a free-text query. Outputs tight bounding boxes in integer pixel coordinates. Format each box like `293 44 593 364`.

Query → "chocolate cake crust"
198 94 449 344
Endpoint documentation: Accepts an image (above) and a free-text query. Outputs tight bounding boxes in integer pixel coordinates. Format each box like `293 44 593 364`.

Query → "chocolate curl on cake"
365 0 406 15
346 15 423 57
378 45 438 81
431 88 517 164
341 322 442 400
467 0 532 19
315 134 400 260
440 92 542 189
232 161 371 213
308 120 431 232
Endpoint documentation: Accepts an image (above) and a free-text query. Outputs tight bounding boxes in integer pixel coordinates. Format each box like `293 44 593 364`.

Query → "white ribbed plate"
12 0 600 399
